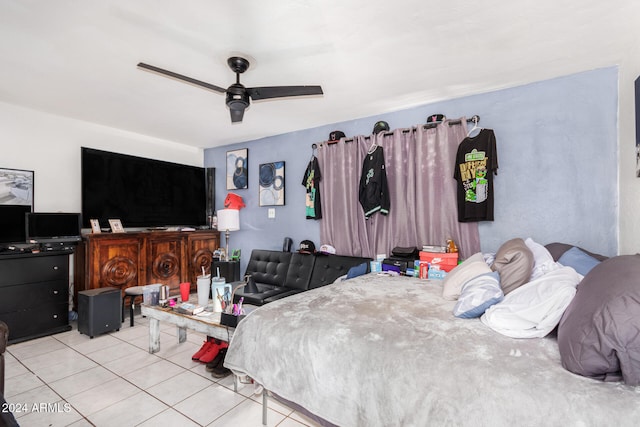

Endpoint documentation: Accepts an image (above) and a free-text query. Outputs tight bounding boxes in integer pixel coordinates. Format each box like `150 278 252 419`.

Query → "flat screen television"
81 147 207 228
25 212 82 243
0 205 31 244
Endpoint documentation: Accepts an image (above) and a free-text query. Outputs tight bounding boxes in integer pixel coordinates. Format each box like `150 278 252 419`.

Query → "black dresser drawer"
1 303 69 342
0 280 68 313
0 253 68 286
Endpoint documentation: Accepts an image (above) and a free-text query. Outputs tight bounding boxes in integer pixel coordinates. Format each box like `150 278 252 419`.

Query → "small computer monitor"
0 205 31 244
25 212 82 244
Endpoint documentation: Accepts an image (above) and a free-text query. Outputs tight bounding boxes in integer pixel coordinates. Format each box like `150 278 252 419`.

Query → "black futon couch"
233 249 371 306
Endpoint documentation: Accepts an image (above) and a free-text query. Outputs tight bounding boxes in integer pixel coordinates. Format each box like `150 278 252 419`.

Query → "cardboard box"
428 268 447 280
419 251 458 272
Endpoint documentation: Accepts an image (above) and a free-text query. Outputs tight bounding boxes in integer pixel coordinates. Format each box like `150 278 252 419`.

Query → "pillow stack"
558 255 640 385
442 252 492 301
452 272 503 318
490 238 534 295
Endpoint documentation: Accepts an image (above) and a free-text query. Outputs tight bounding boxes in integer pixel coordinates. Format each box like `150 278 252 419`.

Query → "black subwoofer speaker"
78 287 121 338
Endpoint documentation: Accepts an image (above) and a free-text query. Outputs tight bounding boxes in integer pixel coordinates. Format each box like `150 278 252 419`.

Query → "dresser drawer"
0 254 68 286
0 280 68 313
0 303 69 342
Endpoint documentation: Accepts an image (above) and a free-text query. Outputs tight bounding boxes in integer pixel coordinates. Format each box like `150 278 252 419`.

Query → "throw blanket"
225 274 640 427
481 266 582 338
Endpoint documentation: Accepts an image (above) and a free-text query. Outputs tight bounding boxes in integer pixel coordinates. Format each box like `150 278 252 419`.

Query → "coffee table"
140 303 235 355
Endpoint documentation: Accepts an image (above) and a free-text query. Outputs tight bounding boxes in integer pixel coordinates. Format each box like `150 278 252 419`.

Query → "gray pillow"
558 255 640 385
491 238 534 295
544 242 608 262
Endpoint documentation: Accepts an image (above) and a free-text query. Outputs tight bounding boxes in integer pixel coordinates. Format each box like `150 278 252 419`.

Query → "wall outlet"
268 208 276 219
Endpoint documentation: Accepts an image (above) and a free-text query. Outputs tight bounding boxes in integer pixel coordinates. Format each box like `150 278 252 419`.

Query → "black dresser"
0 251 72 344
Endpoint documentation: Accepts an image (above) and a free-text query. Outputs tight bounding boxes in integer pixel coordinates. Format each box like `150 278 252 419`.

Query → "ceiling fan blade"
137 63 227 94
230 107 245 123
247 85 324 100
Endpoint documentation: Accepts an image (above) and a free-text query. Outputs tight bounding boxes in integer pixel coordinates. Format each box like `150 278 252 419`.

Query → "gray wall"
205 67 618 274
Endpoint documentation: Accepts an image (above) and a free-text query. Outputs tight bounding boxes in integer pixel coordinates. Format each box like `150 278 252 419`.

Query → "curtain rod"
313 115 480 146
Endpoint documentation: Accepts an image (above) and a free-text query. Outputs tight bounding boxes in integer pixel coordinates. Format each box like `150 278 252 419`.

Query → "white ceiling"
0 1 637 149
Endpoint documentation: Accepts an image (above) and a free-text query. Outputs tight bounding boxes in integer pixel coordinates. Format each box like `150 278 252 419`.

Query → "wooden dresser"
74 230 220 299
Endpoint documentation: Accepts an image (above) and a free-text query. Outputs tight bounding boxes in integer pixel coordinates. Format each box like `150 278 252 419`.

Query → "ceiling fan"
137 57 324 123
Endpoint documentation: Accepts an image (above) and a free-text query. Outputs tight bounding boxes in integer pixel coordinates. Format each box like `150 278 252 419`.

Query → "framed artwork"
226 148 248 190
0 167 34 208
259 161 285 206
108 219 125 233
90 219 101 234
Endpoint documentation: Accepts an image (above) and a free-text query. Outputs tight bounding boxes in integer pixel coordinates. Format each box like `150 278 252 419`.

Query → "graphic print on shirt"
301 156 322 219
305 168 317 216
359 147 390 219
459 149 488 204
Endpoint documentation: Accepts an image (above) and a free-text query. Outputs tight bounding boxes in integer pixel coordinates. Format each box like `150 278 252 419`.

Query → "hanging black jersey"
359 145 390 219
454 129 498 222
302 156 322 219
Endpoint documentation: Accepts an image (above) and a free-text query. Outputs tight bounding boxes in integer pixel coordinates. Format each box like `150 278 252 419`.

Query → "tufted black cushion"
283 253 316 291
236 250 371 305
244 250 292 287
242 253 316 305
309 254 372 289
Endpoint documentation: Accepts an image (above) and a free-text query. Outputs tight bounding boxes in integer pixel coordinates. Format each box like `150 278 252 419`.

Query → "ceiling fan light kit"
137 56 323 123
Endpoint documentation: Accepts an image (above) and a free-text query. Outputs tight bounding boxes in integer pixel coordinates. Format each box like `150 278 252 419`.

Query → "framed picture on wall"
0 167 34 209
226 148 248 190
259 161 285 206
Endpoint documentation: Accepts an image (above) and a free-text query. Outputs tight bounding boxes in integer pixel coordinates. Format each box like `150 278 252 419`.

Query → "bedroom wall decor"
205 67 617 273
259 161 285 206
0 167 34 208
226 148 248 190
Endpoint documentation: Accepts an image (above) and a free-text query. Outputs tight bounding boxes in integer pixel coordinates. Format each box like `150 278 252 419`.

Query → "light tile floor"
4 314 322 427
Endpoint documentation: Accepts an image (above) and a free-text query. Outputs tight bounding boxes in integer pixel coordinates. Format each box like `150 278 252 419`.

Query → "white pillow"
453 271 503 318
480 266 582 338
442 252 492 300
524 237 559 280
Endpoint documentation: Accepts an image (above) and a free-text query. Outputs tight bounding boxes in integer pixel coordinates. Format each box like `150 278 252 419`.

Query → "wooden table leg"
177 326 187 344
149 318 160 353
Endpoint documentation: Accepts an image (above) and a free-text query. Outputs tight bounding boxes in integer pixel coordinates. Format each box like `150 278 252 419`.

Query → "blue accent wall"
205 67 618 273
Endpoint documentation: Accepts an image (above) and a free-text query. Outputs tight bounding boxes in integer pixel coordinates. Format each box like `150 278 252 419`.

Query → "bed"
225 271 640 427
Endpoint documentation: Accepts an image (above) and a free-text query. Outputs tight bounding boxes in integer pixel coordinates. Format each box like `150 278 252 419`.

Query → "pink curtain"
317 119 480 259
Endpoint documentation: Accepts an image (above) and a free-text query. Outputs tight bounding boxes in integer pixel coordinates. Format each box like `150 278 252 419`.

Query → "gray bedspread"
224 273 640 427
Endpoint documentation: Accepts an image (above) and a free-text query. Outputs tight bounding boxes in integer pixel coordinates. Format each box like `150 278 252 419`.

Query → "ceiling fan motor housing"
226 83 250 110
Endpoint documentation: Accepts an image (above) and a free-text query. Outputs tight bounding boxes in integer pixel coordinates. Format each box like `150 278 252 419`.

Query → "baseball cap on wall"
426 114 446 123
224 193 245 210
328 130 346 143
319 244 336 255
373 121 390 134
299 240 316 254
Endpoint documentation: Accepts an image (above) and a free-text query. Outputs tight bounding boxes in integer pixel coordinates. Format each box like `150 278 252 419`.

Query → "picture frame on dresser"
0 167 34 209
108 219 124 233
90 219 101 234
